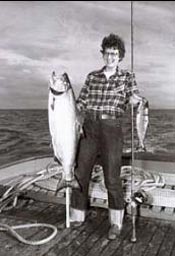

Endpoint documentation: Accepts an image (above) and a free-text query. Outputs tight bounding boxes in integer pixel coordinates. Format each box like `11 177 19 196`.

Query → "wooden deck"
0 199 175 256
0 156 175 255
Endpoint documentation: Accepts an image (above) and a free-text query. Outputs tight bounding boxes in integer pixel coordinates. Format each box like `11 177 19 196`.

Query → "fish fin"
55 176 81 193
54 156 62 165
136 145 147 152
48 71 56 87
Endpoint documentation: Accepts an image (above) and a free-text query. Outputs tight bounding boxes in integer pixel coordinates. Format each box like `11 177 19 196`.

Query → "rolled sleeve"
76 74 90 111
125 72 139 99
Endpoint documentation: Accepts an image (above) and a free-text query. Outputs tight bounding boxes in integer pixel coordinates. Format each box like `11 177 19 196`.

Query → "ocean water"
0 109 175 167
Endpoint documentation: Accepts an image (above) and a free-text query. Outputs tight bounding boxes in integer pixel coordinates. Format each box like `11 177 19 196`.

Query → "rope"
91 165 164 196
121 166 165 193
0 223 57 245
0 161 63 212
0 161 62 245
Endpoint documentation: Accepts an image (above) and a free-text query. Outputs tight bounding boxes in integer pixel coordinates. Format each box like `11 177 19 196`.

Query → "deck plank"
85 214 133 256
0 216 27 252
45 208 108 256
114 217 159 256
11 204 65 256
30 218 87 256
0 201 64 256
0 200 49 255
86 216 132 256
142 222 169 256
0 201 175 256
72 216 109 256
156 224 175 256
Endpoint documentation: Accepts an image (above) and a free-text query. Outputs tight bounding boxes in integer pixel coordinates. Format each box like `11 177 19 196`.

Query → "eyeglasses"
103 52 119 58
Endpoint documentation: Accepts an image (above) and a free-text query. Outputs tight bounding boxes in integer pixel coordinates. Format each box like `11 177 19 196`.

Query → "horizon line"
0 108 174 111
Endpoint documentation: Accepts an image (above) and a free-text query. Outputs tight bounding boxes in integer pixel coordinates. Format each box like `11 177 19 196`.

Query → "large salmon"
48 71 81 182
136 97 149 152
48 71 82 228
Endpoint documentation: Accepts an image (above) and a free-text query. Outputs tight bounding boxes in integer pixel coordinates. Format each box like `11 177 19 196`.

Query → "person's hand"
77 111 85 126
76 110 85 137
142 97 149 108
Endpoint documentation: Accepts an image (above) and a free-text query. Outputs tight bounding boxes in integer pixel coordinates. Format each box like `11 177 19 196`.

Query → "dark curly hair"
101 33 125 61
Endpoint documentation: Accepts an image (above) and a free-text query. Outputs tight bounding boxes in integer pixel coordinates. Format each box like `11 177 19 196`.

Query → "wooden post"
66 186 70 228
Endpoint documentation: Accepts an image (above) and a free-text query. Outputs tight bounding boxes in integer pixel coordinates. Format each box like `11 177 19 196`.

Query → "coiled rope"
0 161 61 245
0 162 62 212
121 166 165 192
91 164 164 196
0 223 57 245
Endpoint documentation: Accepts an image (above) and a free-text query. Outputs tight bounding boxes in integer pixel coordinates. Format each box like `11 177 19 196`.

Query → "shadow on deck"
0 199 175 256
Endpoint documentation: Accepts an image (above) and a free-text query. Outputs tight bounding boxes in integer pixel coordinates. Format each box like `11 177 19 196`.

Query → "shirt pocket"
113 84 126 104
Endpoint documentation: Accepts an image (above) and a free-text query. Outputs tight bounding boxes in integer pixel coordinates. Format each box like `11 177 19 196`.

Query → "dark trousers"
71 116 125 210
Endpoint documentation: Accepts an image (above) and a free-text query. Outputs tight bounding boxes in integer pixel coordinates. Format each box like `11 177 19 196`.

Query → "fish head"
49 71 71 93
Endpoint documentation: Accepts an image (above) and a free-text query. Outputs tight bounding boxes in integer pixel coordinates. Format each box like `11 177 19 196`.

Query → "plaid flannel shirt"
77 66 139 116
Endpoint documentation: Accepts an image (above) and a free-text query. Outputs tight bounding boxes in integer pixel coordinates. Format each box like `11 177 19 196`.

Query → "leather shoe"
108 224 121 240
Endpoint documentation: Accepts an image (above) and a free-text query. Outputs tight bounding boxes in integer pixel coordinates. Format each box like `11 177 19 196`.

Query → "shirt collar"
101 66 120 75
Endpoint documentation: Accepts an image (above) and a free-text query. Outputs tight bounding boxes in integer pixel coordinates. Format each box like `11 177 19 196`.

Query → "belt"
86 112 119 120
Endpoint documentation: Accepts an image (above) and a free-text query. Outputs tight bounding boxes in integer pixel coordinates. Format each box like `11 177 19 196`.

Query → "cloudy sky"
0 1 174 109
